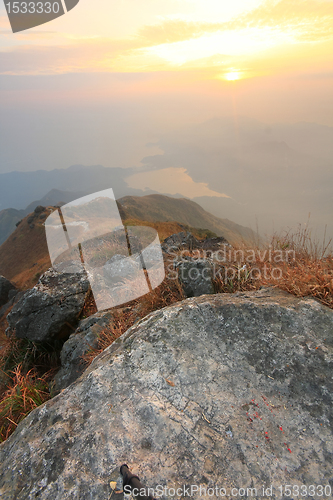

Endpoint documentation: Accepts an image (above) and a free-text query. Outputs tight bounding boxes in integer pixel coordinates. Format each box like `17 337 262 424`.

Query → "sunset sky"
0 0 332 79
0 0 332 237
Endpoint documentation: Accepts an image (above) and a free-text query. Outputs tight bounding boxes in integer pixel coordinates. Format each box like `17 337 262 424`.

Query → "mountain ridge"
117 194 257 246
0 194 256 289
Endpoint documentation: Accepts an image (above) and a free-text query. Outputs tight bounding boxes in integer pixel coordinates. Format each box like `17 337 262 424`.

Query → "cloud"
0 37 142 74
0 0 332 74
137 19 224 45
232 0 333 41
138 0 333 45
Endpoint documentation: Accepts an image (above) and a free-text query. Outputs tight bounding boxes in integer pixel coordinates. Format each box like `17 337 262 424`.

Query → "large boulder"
53 310 114 392
6 262 89 342
0 275 16 308
0 288 333 499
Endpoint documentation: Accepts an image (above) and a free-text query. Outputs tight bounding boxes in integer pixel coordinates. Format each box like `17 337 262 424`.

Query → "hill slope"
118 194 257 246
0 206 212 290
0 209 24 246
0 189 87 246
0 194 256 289
0 207 53 289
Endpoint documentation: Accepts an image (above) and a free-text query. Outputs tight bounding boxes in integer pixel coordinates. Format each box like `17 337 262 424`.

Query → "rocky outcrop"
0 287 332 499
6 262 89 342
0 275 16 308
162 231 228 254
176 258 215 297
53 310 114 392
162 231 201 252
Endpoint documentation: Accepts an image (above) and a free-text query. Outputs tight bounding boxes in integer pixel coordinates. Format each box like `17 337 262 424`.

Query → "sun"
224 71 241 81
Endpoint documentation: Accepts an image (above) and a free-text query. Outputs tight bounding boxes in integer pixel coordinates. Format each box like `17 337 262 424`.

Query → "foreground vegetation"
0 225 332 442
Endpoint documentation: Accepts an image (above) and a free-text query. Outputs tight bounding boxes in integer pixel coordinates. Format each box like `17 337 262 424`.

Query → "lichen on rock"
0 287 332 499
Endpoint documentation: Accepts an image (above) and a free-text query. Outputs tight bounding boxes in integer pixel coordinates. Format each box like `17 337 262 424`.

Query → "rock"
162 231 201 253
202 236 229 251
0 291 24 321
34 205 46 214
177 258 215 297
6 262 89 342
8 288 18 301
103 254 142 285
162 232 229 255
0 275 16 308
0 287 332 499
53 310 114 392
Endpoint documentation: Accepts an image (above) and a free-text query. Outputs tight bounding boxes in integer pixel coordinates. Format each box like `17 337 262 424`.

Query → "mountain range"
0 193 256 289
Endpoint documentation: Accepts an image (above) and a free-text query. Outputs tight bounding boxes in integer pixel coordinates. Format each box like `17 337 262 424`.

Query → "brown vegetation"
82 270 185 365
0 223 332 443
212 225 333 308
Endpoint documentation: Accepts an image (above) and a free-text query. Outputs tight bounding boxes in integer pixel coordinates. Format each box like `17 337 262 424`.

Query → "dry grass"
83 225 333 370
1 224 331 443
261 227 333 308
211 225 333 308
0 365 51 442
0 318 60 442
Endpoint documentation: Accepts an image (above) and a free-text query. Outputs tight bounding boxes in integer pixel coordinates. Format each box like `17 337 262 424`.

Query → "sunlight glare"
146 28 295 66
225 71 241 81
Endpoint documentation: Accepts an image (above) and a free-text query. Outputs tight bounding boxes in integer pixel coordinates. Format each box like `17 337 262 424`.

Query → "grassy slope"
0 205 215 289
0 194 257 289
0 208 53 289
118 194 257 246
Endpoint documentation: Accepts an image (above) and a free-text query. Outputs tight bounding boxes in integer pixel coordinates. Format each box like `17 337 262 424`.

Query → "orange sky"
0 0 332 80
0 0 332 238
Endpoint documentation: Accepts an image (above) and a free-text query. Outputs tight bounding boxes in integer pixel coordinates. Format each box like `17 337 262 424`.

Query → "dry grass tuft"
212 224 333 308
261 226 333 308
0 314 60 442
0 365 52 442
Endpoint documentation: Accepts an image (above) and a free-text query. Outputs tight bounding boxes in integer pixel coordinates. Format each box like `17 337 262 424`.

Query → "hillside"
0 189 86 246
0 209 24 246
0 203 215 289
0 194 257 289
0 207 53 289
118 194 257 246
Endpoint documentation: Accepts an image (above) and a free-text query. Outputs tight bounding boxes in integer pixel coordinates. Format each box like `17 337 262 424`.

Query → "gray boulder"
177 258 215 297
162 231 201 253
53 310 114 392
103 254 142 285
0 275 16 308
162 232 229 255
0 288 333 499
0 291 23 321
6 262 89 342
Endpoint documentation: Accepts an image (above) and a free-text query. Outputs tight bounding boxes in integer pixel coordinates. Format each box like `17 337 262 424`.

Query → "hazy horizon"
1 0 332 242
